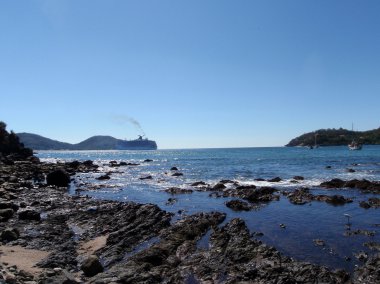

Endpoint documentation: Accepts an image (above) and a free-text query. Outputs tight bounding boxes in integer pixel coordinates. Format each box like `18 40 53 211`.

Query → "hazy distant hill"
17 133 74 150
286 127 380 147
18 133 124 150
74 136 120 150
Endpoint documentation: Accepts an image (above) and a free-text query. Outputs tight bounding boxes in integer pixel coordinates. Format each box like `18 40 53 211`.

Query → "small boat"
348 140 362 150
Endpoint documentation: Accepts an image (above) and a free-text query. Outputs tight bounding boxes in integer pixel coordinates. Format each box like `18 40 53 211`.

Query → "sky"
1 0 380 149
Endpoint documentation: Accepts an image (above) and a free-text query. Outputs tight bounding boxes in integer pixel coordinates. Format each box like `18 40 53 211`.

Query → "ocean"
37 146 380 273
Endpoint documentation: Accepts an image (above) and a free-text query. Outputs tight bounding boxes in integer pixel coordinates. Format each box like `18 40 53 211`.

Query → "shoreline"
0 157 379 283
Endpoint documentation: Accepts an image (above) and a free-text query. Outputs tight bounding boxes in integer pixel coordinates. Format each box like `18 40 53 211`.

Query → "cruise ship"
117 135 157 150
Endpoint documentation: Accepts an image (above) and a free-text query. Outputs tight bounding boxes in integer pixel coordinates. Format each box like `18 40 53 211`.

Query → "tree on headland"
0 121 33 158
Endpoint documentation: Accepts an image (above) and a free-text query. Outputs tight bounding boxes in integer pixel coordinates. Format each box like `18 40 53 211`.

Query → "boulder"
18 209 41 221
46 169 70 187
1 228 19 242
96 174 111 180
268 177 282 182
0 208 14 221
170 167 178 171
80 255 104 277
172 172 183 177
293 176 304 180
225 200 251 211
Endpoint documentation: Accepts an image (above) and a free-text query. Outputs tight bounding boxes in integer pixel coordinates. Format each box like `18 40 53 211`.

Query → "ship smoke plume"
112 115 146 136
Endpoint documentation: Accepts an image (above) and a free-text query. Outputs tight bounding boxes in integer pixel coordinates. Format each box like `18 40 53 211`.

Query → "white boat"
348 123 362 150
348 140 362 150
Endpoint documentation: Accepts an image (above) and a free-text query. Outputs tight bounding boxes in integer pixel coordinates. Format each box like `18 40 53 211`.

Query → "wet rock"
81 255 104 277
144 159 153 162
360 197 380 209
286 188 353 206
18 209 41 221
363 242 380 251
347 168 356 173
96 174 111 180
354 254 380 283
320 178 345 188
164 187 193 194
139 175 153 180
321 178 380 193
46 169 70 187
293 176 305 180
280 223 286 229
170 167 178 171
166 198 177 205
0 208 14 221
172 172 183 177
1 228 20 242
268 177 282 182
213 183 226 190
191 181 207 186
254 178 265 181
313 239 325 246
355 251 368 261
345 229 375 237
360 201 371 209
219 179 235 184
225 199 252 211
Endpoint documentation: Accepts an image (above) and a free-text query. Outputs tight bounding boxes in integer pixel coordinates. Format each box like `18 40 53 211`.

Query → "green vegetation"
286 127 380 147
0 121 33 157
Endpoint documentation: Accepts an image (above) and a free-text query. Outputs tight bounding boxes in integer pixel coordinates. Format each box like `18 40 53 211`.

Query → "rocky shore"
0 152 379 283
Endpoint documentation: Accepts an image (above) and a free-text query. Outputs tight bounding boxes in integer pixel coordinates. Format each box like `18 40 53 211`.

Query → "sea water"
37 146 380 273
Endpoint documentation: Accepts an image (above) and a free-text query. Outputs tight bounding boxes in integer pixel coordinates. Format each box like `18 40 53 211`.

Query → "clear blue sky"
1 0 379 149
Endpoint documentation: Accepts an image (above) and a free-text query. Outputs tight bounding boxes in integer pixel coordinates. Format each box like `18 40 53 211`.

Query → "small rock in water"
279 223 286 229
172 172 183 177
170 167 178 171
269 177 282 182
293 176 304 180
144 159 153 162
140 175 153 180
96 174 111 180
313 239 325 246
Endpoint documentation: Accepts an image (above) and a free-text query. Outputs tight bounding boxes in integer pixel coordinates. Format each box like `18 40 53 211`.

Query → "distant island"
286 127 380 147
17 132 157 150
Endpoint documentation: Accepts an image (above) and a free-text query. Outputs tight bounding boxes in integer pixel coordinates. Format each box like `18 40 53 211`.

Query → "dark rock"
1 228 20 242
313 239 325 246
46 169 70 187
0 208 14 221
18 209 41 221
325 165 332 169
139 175 153 180
68 160 80 168
360 201 371 209
166 198 177 205
96 174 111 180
81 255 104 277
219 179 235 184
320 178 345 188
225 200 251 211
268 177 282 182
236 185 256 190
172 172 183 177
170 167 178 171
347 168 356 173
213 183 226 190
293 176 304 180
83 160 94 166
0 202 19 211
254 178 265 181
191 181 207 186
164 187 193 194
144 159 153 162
